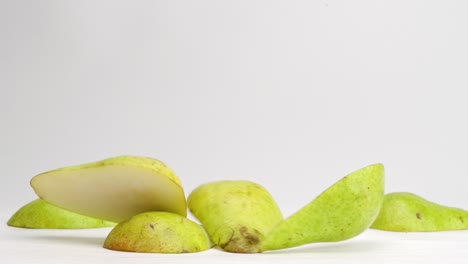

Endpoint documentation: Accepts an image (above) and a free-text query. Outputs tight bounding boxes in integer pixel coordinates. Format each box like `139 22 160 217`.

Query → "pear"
371 192 468 232
103 211 211 253
30 155 186 222
261 163 385 252
187 180 283 253
7 199 115 229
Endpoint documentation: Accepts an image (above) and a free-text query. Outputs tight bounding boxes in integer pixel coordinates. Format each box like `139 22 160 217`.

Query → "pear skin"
371 192 468 232
7 199 115 229
187 180 283 253
261 163 385 252
103 212 211 253
30 155 187 222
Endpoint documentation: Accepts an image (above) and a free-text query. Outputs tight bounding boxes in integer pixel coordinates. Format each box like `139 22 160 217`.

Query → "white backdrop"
2 0 468 220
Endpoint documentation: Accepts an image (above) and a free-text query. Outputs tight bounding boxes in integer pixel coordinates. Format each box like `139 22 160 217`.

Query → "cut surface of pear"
7 199 115 229
30 156 186 222
371 192 468 232
261 163 385 252
104 211 211 253
188 180 283 253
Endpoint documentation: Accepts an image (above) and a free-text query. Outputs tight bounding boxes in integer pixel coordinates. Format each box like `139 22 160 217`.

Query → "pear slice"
371 192 468 232
261 163 385 252
30 156 186 222
103 211 211 253
187 180 283 253
7 199 115 229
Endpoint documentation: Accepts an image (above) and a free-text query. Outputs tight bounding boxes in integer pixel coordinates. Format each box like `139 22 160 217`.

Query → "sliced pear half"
104 211 211 253
187 180 283 253
371 192 468 232
261 163 385 252
30 156 187 222
7 199 115 229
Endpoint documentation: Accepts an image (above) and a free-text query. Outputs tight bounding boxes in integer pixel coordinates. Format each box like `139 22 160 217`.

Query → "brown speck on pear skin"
240 226 260 245
416 213 422 220
222 226 262 253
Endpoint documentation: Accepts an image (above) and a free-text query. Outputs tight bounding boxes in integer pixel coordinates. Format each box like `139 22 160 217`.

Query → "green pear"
103 211 211 253
261 163 385 252
7 199 115 229
187 180 283 253
371 192 468 232
30 155 187 222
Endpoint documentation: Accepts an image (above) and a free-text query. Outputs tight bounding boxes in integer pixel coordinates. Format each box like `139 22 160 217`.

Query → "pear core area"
31 163 186 222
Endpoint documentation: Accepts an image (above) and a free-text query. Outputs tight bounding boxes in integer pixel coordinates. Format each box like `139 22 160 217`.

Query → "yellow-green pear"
7 199 115 229
187 180 283 253
371 192 468 232
103 211 211 253
30 156 186 222
261 163 385 252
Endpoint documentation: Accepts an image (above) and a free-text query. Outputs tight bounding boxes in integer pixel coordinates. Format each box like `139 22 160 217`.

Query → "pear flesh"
7 199 115 229
103 211 211 253
261 163 385 252
187 180 283 253
30 156 187 222
371 192 468 232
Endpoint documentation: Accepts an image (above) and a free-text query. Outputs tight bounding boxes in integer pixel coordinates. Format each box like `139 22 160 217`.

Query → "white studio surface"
2 0 468 263
2 219 468 264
